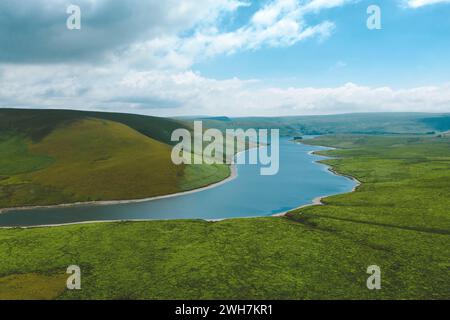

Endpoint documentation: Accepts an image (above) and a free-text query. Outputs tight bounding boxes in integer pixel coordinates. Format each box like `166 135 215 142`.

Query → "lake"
0 138 357 227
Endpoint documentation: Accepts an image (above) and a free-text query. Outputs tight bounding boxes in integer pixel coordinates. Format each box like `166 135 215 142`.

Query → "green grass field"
0 134 448 300
0 110 230 209
194 113 450 136
0 108 191 144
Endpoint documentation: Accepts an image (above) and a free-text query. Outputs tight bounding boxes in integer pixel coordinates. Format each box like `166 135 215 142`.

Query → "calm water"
0 138 356 227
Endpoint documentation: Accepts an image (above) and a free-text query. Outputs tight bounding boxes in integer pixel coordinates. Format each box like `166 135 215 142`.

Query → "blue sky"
196 0 450 88
0 0 449 116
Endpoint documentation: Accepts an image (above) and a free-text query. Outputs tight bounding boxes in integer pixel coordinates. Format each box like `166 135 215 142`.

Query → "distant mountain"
421 116 450 132
192 112 450 135
175 115 232 122
198 116 232 122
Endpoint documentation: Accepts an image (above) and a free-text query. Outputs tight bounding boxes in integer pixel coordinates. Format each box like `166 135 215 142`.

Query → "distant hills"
192 112 450 136
421 115 450 132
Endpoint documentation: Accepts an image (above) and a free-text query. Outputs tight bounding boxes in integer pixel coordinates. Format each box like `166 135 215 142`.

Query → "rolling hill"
192 113 450 136
0 108 191 144
0 109 230 209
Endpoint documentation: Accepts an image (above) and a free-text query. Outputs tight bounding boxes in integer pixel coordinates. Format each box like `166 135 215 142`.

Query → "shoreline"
0 164 238 215
0 141 361 229
272 144 361 217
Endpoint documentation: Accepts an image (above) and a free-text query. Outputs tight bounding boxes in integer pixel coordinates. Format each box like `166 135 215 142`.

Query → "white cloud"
404 0 450 8
0 0 447 117
329 60 347 71
124 0 355 69
0 0 352 68
302 0 357 12
1 65 449 116
0 0 247 63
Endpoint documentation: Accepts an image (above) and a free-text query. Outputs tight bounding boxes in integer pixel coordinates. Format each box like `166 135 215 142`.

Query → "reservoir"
0 138 357 227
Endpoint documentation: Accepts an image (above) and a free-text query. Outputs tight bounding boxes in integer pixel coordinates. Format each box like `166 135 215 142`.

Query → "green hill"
195 113 450 136
0 109 230 209
421 115 450 132
0 108 191 144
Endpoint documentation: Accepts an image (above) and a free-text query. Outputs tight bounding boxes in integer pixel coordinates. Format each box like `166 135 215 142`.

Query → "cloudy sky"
0 0 449 116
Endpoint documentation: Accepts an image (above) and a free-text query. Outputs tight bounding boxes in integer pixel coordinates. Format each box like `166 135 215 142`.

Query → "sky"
0 0 449 116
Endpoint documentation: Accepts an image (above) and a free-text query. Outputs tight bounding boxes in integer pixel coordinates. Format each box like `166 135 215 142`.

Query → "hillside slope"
0 108 191 144
30 118 184 201
0 110 230 209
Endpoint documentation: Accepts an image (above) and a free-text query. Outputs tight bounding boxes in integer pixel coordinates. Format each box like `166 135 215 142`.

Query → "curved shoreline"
272 145 361 217
0 141 360 229
0 164 237 215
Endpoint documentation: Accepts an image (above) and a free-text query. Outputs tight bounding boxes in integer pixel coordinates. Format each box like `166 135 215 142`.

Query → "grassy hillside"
0 108 191 144
0 110 230 209
294 135 450 231
194 113 450 136
0 135 448 299
30 118 184 201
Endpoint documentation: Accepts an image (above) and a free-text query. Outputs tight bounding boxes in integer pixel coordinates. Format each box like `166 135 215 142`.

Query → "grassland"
0 110 231 209
0 108 191 144
0 134 448 300
195 113 450 136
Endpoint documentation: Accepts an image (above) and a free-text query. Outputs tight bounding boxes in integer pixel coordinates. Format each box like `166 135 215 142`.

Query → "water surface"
0 138 356 227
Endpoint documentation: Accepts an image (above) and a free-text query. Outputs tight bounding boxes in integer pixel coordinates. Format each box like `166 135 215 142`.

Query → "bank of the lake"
0 164 237 215
0 138 356 227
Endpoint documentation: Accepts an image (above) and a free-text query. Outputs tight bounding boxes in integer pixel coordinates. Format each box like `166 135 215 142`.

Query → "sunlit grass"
0 135 448 299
